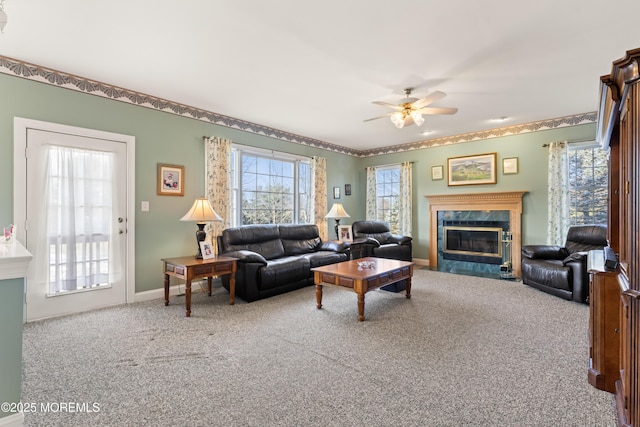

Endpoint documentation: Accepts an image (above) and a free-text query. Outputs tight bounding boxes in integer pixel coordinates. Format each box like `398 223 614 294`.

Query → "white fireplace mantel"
425 191 527 276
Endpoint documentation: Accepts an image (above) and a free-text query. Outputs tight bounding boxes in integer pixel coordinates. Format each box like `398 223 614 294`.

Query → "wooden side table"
162 255 237 317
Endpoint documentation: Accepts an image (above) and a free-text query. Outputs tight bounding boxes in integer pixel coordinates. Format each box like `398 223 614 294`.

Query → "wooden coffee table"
311 257 414 321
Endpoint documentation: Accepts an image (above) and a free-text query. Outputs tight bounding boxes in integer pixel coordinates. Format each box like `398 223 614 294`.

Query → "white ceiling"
2 1 640 152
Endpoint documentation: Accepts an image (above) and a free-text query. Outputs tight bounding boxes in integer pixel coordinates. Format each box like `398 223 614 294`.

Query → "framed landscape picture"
157 163 184 196
447 153 497 186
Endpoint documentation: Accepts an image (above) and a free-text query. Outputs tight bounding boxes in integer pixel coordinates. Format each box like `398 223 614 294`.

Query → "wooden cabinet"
587 250 620 393
598 47 640 427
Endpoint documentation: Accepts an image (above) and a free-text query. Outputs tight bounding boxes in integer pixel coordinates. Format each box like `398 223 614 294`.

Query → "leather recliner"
520 224 607 303
351 221 412 262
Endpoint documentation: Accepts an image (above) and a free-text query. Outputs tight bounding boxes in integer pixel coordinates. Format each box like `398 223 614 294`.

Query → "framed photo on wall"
431 165 444 180
345 184 352 196
333 186 341 199
157 163 184 196
447 153 497 186
503 157 519 175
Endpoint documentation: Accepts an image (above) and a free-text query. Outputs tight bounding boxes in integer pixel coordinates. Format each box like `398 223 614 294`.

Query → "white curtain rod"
364 161 414 169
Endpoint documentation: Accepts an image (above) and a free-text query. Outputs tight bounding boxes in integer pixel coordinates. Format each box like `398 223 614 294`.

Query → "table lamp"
180 197 222 258
325 202 350 239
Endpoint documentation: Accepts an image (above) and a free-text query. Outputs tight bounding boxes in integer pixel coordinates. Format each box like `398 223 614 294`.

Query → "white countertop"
0 240 33 280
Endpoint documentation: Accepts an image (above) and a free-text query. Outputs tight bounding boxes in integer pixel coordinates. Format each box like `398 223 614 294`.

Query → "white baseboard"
134 278 222 303
412 257 429 266
0 412 24 427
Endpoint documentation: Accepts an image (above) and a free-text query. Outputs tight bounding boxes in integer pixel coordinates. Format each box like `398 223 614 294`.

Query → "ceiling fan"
364 88 458 128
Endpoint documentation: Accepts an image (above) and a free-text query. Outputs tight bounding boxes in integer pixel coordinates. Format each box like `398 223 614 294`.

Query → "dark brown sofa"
217 224 349 302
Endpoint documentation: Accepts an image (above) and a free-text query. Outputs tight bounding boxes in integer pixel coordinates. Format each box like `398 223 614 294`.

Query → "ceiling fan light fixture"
410 110 424 126
390 112 405 128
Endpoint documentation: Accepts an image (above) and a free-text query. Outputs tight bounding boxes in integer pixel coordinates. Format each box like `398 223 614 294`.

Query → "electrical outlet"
141 201 149 212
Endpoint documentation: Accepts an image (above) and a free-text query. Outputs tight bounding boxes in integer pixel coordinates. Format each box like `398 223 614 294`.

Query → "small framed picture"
338 225 352 242
345 184 352 196
503 157 519 175
157 163 184 196
333 186 340 199
199 241 215 260
431 165 444 180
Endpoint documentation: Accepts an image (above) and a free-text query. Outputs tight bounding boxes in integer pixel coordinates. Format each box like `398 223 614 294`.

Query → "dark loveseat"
217 224 350 302
520 224 607 303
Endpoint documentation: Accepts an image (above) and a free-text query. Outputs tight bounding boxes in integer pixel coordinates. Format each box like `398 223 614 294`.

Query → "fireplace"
443 223 503 264
425 191 527 277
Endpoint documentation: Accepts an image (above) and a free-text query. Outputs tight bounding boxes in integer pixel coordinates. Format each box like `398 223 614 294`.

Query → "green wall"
0 278 24 420
0 73 358 293
358 123 597 259
0 72 597 289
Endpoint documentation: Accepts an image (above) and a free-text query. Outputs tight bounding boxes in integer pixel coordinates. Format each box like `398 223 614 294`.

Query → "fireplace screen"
443 226 503 259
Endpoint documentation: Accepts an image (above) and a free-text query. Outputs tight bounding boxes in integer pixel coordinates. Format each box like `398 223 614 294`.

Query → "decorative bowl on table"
357 260 376 269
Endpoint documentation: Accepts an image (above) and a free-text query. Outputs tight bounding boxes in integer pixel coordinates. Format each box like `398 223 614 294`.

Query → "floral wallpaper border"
0 55 596 158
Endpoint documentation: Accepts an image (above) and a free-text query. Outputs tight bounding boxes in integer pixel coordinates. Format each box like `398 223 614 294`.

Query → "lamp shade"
180 197 222 222
325 203 350 219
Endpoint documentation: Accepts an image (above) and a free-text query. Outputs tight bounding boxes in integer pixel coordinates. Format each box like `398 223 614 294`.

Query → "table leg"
164 273 170 306
406 276 412 299
229 273 236 305
207 277 212 296
185 280 192 317
315 284 323 309
357 292 365 321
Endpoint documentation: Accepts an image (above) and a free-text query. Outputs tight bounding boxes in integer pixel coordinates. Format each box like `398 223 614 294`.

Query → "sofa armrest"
388 235 412 245
319 240 350 253
221 250 268 265
362 237 381 247
562 251 588 266
521 245 568 260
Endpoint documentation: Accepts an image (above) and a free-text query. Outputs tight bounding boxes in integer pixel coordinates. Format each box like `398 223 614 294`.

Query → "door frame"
13 117 136 313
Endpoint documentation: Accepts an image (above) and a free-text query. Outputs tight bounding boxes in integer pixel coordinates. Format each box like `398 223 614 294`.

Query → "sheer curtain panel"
311 156 328 241
547 141 570 245
204 136 232 251
43 145 120 295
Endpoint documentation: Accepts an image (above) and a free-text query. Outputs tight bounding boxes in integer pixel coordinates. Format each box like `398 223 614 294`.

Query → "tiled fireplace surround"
426 191 527 278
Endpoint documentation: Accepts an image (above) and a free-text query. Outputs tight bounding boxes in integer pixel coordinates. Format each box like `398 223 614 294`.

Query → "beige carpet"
21 269 616 426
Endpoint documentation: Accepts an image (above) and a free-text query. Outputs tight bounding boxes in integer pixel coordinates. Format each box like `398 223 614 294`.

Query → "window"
567 143 608 225
231 147 311 226
375 166 401 233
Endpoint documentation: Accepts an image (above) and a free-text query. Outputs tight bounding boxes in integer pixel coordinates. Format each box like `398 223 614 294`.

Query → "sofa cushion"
222 224 285 260
521 259 571 291
302 251 348 268
279 224 321 255
259 256 311 290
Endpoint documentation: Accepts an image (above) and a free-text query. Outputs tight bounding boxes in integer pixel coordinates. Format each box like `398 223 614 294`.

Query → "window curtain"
365 166 377 220
547 141 570 245
399 162 413 236
204 136 232 251
43 145 120 294
311 156 328 241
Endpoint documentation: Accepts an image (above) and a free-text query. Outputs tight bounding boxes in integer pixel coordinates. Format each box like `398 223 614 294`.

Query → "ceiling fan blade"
417 107 459 115
372 101 402 110
363 112 394 122
412 91 447 109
